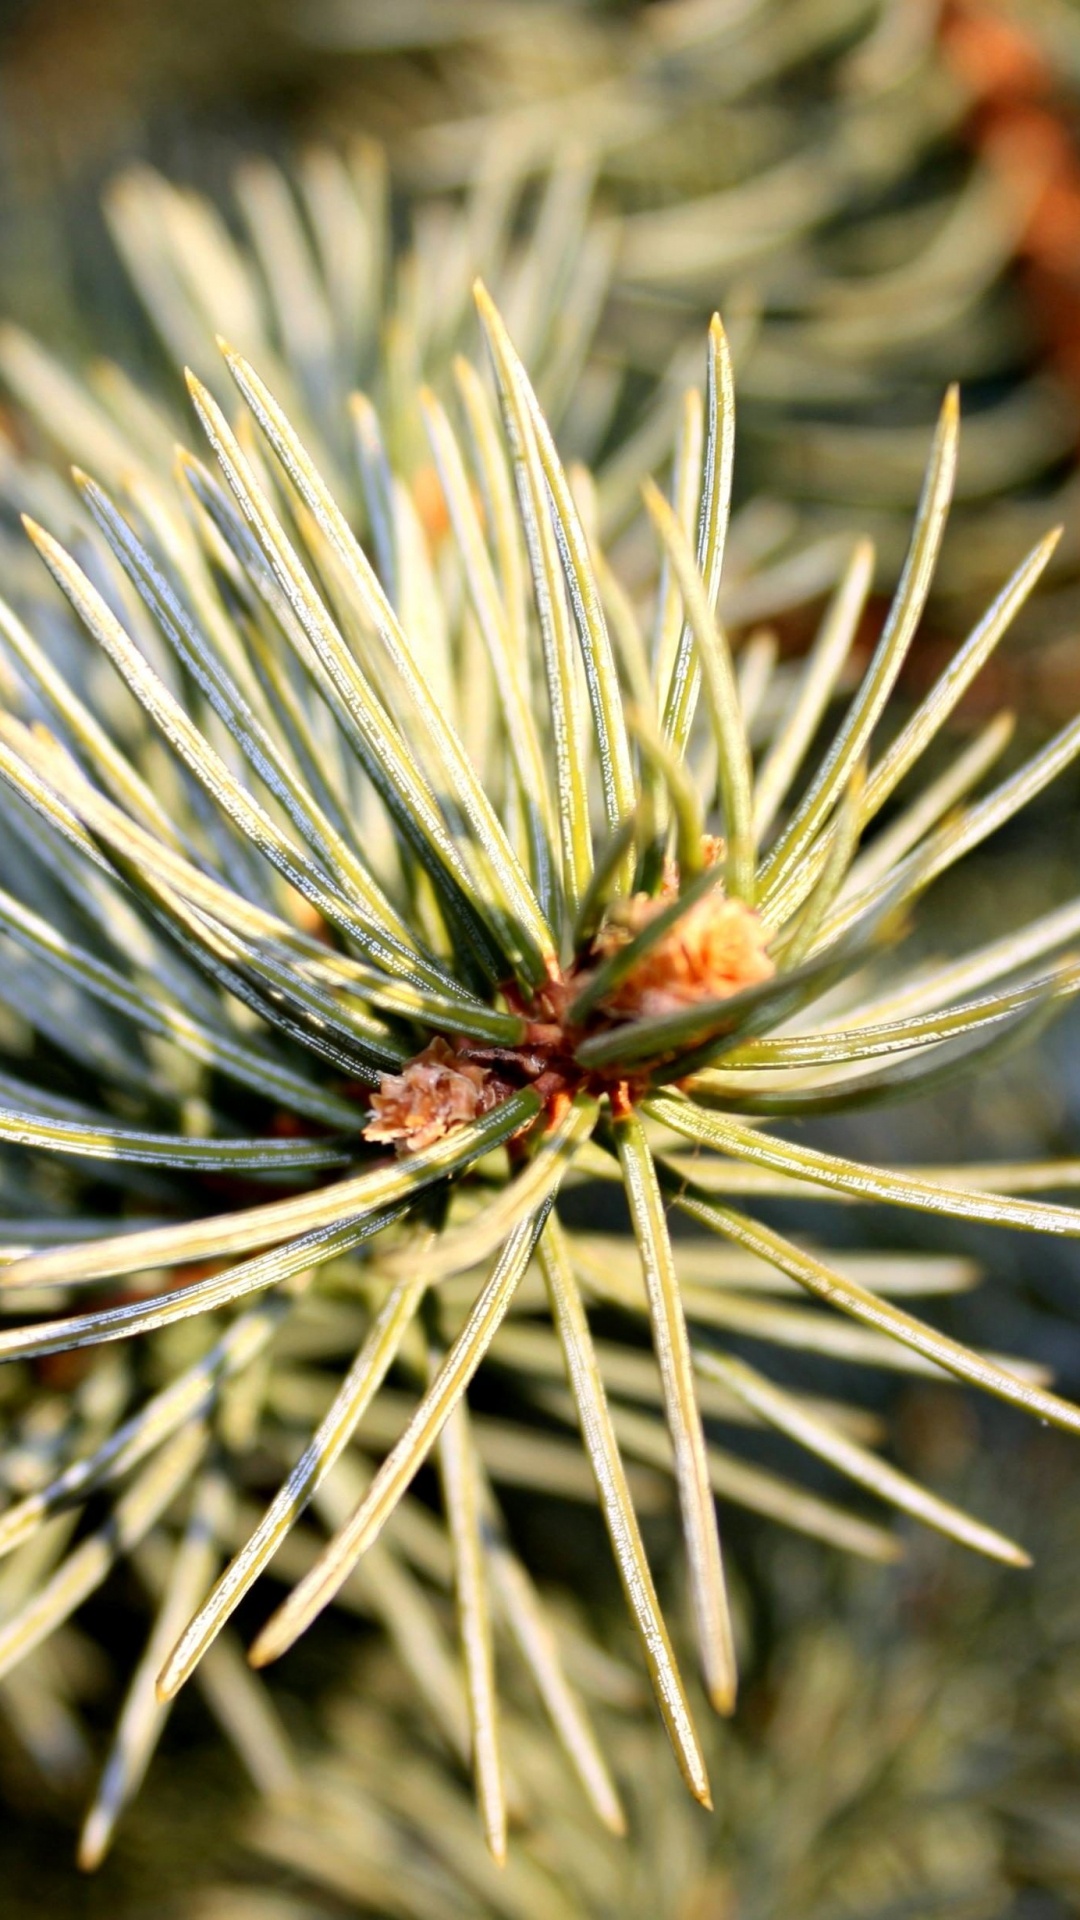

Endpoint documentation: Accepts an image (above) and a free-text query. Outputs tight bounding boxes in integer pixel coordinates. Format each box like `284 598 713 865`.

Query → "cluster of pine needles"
2 90 1080 1894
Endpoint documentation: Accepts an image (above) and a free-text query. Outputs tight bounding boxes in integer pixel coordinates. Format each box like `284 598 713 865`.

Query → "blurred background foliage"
6 1416 1080 1917
3 0 1080 1912
7 0 1080 734
6 0 1080 630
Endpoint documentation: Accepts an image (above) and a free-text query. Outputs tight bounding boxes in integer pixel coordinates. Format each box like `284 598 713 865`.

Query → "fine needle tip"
708 1679 737 1717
